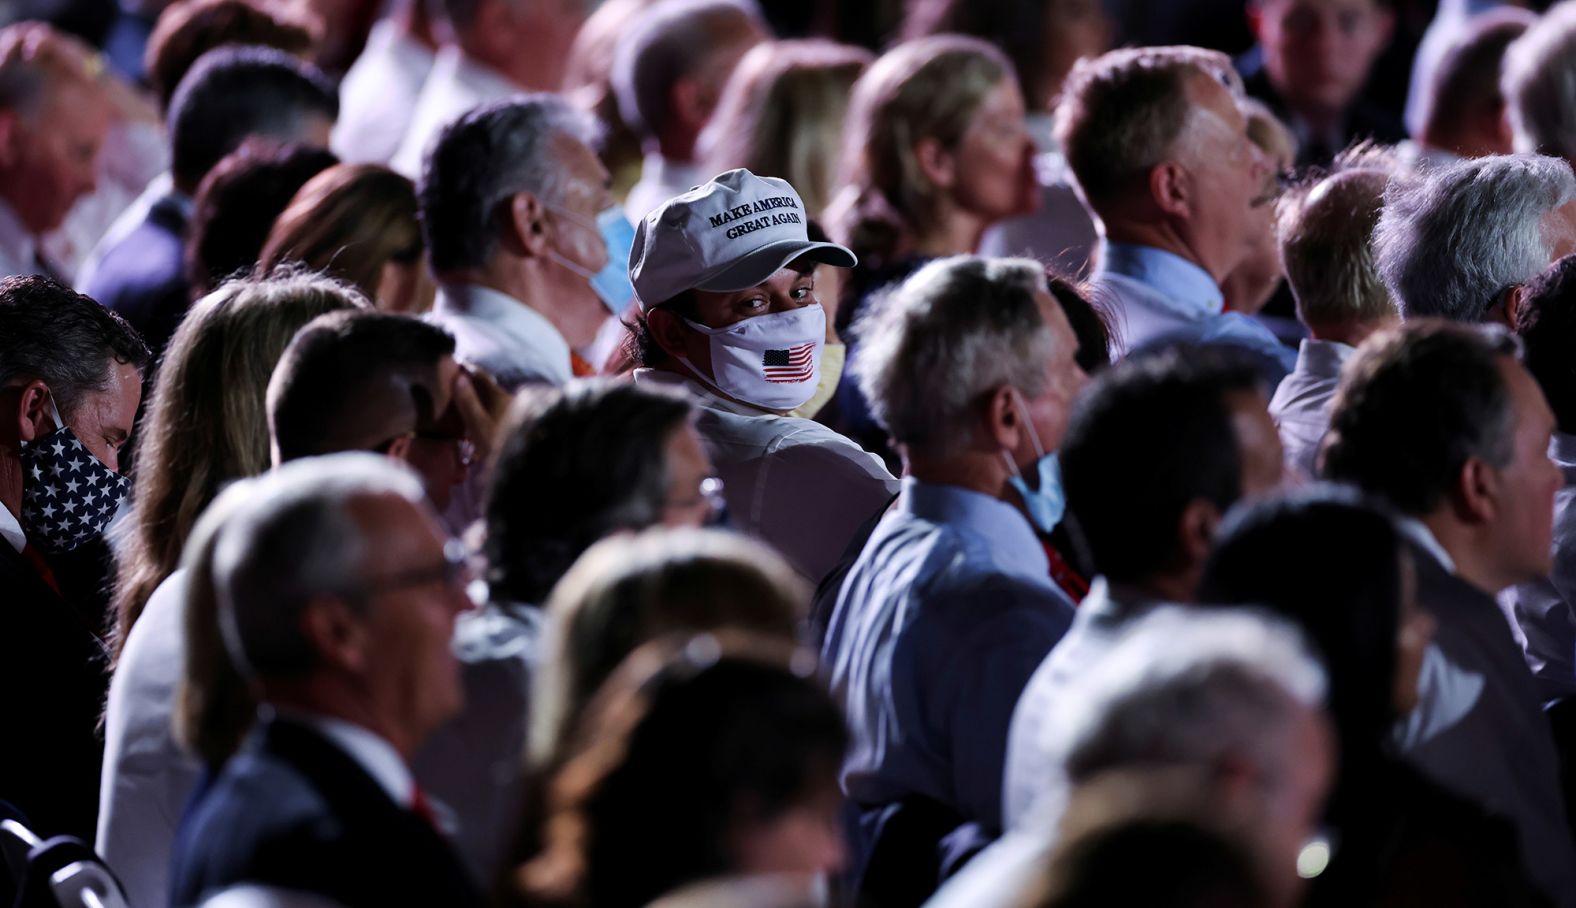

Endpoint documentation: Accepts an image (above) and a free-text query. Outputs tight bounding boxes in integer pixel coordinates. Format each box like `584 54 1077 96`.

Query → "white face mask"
676 305 825 412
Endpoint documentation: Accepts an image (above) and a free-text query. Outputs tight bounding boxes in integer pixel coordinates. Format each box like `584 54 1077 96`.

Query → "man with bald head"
1270 163 1397 477
0 22 109 280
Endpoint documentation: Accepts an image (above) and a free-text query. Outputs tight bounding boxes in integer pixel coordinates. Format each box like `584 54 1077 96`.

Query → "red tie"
410 782 439 829
21 543 61 596
570 352 597 378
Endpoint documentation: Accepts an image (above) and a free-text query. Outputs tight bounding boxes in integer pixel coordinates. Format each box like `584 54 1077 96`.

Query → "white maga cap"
629 168 857 310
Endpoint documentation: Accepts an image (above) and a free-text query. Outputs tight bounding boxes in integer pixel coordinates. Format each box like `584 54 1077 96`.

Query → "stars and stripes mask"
675 305 825 412
19 424 131 554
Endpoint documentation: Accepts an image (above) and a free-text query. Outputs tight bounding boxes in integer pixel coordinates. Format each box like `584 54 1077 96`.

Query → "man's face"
665 262 822 379
1488 358 1561 586
1228 388 1286 500
660 421 718 528
401 356 468 513
542 132 616 349
1010 289 1087 472
1 81 106 235
348 493 468 749
1175 74 1273 282
40 359 141 475
1256 0 1392 120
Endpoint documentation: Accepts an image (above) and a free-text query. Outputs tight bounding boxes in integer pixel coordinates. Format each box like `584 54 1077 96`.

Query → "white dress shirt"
429 283 574 389
390 47 522 179
623 152 704 224
1503 432 1576 704
333 20 436 165
1268 338 1354 479
0 501 24 553
97 569 203 908
633 368 900 584
280 709 414 809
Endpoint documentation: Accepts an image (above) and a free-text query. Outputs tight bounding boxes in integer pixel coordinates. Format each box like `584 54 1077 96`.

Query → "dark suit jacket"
1402 548 1576 904
83 193 191 359
1236 62 1406 168
170 716 483 908
0 541 108 840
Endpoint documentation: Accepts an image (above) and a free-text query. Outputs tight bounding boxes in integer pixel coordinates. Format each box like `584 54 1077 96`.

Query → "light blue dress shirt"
1092 242 1296 377
1268 338 1355 480
822 478 1076 833
1503 432 1576 705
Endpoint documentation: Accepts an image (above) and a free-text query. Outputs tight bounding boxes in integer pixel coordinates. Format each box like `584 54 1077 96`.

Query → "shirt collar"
1295 338 1354 380
437 282 573 382
900 477 1050 585
1552 430 1576 467
1100 242 1224 317
1396 516 1456 574
276 708 413 808
0 198 38 268
0 502 24 554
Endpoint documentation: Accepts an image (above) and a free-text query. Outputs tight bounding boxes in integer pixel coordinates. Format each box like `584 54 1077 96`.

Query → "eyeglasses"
348 539 471 600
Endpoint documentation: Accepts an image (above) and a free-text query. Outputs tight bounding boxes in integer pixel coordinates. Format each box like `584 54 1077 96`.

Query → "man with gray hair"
613 0 768 221
1270 165 1397 478
821 255 1083 881
927 608 1332 908
1374 153 1576 326
1058 46 1291 376
169 453 481 906
421 96 616 389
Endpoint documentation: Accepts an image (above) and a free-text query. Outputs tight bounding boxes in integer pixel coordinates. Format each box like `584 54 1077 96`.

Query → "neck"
0 451 20 530
1419 126 1500 161
265 682 417 761
1418 511 1512 595
912 203 989 259
654 131 697 166
1104 217 1225 283
1132 568 1198 605
906 449 1012 503
442 258 577 343
393 0 438 51
459 32 557 91
1308 318 1389 348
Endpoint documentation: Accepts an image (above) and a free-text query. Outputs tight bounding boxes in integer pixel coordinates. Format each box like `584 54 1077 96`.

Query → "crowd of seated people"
10 0 1576 905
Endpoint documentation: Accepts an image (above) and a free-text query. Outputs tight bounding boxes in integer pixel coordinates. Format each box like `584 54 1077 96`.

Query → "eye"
738 295 770 314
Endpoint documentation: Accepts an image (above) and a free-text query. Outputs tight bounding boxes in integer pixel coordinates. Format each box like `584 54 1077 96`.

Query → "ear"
982 384 1022 453
913 136 958 192
1177 498 1221 568
502 191 551 258
13 379 54 444
298 596 371 674
647 307 694 359
1500 284 1526 329
384 433 415 463
1456 456 1497 526
1150 160 1192 220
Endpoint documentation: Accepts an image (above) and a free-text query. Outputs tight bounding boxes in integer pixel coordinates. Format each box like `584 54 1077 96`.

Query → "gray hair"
1278 168 1396 330
854 255 1056 458
1040 609 1325 815
1504 1 1576 160
1056 45 1241 206
212 453 428 681
610 0 764 141
418 94 596 274
1374 153 1575 322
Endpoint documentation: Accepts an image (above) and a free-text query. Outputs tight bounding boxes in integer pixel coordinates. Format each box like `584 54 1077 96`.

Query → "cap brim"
692 239 858 293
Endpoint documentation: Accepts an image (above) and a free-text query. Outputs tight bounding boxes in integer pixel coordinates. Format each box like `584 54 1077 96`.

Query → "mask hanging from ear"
547 205 638 315
1001 390 1065 534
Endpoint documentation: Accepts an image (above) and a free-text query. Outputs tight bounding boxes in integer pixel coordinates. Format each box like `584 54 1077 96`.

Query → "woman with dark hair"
1199 486 1544 906
516 633 848 908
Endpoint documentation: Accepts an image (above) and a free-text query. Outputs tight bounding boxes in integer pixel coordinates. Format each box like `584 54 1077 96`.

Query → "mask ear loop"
999 388 1047 480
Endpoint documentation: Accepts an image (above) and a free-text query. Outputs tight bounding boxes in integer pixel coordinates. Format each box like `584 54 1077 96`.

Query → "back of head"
260 163 423 301
185 138 339 295
0 275 150 416
1055 45 1238 210
854 255 1055 458
1374 153 1575 322
698 39 872 217
167 44 338 193
1517 253 1576 435
1277 167 1395 333
610 0 765 144
1199 485 1404 761
117 267 366 651
531 527 807 768
267 308 454 462
1504 1 1576 160
900 0 1068 111
144 0 318 112
524 632 844 908
418 94 591 275
826 34 1011 265
1422 8 1532 147
485 379 695 607
1060 348 1261 585
211 452 427 683
1321 321 1518 515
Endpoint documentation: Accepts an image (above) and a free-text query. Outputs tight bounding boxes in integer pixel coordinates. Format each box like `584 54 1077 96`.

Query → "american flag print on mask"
19 430 131 553
762 342 816 383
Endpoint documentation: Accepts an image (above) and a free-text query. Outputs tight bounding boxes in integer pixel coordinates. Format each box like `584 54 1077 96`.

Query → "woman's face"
945 78 1040 224
731 779 846 879
1392 551 1436 716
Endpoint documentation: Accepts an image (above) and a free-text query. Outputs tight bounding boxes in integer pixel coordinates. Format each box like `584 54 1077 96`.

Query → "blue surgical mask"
548 205 638 315
1002 391 1066 534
